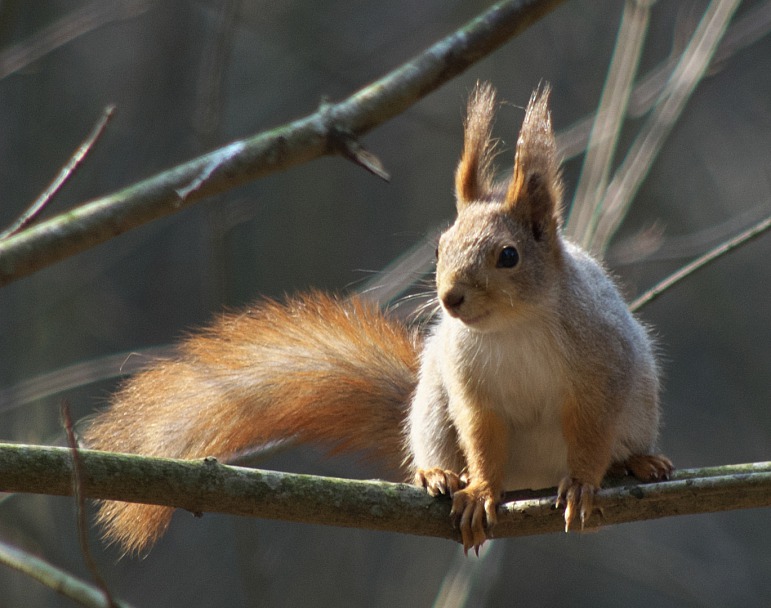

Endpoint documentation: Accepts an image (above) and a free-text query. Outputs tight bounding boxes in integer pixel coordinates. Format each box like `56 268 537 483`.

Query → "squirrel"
84 82 673 556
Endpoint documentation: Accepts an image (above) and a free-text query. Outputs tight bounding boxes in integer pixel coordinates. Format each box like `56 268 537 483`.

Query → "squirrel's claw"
416 468 495 554
449 484 497 555
415 468 467 497
624 454 674 482
556 477 596 532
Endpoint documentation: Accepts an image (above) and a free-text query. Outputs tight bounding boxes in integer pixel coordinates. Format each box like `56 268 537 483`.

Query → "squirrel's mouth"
455 311 490 326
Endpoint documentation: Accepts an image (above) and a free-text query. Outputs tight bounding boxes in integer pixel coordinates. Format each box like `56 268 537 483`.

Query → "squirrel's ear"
455 82 498 207
505 85 563 240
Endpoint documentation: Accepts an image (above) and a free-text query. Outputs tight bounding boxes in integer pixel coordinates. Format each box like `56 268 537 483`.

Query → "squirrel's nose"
440 289 465 314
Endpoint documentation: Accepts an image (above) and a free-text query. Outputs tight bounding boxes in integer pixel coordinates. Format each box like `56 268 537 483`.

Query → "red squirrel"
84 83 672 555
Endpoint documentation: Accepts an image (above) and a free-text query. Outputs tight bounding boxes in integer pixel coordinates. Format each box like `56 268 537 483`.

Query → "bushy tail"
83 291 419 555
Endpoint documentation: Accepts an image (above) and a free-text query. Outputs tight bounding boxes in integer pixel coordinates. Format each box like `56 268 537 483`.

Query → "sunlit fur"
85 292 419 555
408 82 667 550
85 83 668 556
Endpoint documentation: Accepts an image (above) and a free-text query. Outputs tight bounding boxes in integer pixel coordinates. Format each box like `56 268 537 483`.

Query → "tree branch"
1 444 769 544
0 1 151 82
0 540 133 608
60 404 117 608
0 105 115 240
0 0 566 287
630 214 771 312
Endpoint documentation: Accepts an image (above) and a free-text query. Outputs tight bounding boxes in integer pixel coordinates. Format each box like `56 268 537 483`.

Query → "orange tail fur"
84 292 419 555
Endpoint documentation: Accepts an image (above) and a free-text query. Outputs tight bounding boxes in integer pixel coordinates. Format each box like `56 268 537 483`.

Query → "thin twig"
0 346 171 414
361 0 771 301
432 542 501 608
60 403 117 608
609 205 769 265
630 214 771 312
556 0 771 162
193 0 241 144
0 0 566 287
0 540 134 608
193 0 243 304
628 0 771 116
590 0 741 255
332 128 391 181
0 1 151 81
0 105 116 240
566 0 653 244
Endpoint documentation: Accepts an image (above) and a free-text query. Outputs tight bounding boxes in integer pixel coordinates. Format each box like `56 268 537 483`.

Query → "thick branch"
1 444 769 544
0 0 566 287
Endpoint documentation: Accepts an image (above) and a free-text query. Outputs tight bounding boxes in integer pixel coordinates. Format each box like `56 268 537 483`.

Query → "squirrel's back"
560 240 661 454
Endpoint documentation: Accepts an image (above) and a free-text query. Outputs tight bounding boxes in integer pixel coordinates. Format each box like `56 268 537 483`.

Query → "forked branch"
0 0 566 287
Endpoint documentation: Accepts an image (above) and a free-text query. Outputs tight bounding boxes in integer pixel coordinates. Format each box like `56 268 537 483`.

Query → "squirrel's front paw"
449 483 498 555
415 468 467 497
556 477 596 532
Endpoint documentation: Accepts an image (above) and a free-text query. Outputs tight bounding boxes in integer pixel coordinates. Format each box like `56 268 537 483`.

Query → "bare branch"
0 346 171 414
566 0 652 242
589 0 741 255
0 1 151 81
630 214 771 312
333 129 391 182
193 0 241 145
0 0 566 287
556 0 771 161
0 105 115 240
61 404 117 608
0 540 134 608
0 443 769 545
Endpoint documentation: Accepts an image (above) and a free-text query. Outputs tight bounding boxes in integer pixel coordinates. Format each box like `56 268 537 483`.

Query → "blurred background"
0 0 769 606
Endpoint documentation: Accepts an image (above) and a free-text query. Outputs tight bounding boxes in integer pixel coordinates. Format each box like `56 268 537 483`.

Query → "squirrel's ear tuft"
505 85 563 240
455 82 498 207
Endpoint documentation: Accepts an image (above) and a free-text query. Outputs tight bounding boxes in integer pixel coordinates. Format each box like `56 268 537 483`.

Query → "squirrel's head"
436 83 564 332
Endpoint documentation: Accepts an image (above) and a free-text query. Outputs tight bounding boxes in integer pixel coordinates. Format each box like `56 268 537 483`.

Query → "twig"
0 1 151 81
193 0 241 144
60 404 117 608
630 214 771 312
556 0 771 162
0 443 769 544
192 0 244 305
628 0 771 116
0 105 116 240
0 0 566 287
359 0 771 301
332 128 391 182
566 0 653 244
609 205 769 265
0 540 133 608
0 346 171 415
590 0 741 255
432 542 501 608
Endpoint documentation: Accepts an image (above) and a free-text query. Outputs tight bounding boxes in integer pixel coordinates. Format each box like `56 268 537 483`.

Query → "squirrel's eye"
435 246 440 260
496 246 519 268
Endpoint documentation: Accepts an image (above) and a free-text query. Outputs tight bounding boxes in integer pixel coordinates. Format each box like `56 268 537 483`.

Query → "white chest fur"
439 315 570 489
